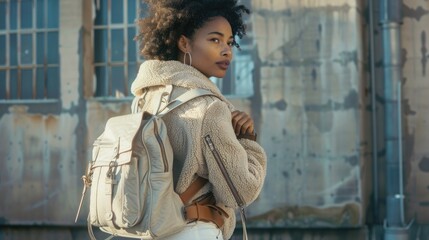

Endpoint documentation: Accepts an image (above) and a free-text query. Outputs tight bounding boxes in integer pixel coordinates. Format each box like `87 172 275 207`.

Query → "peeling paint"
271 99 288 111
402 4 429 21
334 51 358 67
418 157 429 172
345 155 359 166
282 171 289 179
343 90 359 109
419 201 429 206
304 90 359 111
403 99 417 116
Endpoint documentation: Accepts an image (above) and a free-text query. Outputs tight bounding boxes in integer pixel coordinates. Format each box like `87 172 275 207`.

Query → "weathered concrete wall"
247 0 371 229
402 0 429 224
0 106 79 223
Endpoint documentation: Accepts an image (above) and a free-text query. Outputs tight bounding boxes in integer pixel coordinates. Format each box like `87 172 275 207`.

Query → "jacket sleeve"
201 99 267 208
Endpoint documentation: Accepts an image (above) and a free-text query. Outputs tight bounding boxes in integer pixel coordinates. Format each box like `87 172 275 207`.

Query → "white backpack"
75 86 215 239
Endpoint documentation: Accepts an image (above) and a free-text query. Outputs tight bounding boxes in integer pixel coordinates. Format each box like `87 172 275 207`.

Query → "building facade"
1 0 429 239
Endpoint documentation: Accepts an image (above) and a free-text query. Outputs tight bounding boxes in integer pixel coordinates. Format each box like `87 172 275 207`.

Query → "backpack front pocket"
90 141 148 229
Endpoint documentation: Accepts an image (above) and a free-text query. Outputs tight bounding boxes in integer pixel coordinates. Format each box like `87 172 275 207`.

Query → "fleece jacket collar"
130 60 234 110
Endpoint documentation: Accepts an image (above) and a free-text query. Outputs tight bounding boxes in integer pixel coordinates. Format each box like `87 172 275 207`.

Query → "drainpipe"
368 0 379 224
379 0 411 239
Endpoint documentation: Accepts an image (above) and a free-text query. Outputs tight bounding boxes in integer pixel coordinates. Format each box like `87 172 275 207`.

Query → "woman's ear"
177 35 190 53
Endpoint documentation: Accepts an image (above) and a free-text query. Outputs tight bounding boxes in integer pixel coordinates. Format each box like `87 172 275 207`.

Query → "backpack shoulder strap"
131 85 172 114
157 88 215 117
131 90 149 113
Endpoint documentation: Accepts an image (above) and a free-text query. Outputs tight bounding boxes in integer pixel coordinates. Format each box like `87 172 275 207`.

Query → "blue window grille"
0 0 60 100
93 0 145 98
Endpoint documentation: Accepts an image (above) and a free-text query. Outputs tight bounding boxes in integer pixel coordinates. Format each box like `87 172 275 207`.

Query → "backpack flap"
92 112 146 167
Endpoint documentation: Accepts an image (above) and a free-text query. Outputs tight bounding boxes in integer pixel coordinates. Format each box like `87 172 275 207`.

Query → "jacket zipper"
153 120 168 172
204 135 245 208
205 134 248 240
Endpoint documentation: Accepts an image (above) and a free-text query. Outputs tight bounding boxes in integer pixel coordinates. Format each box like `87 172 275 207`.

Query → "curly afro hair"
136 0 250 60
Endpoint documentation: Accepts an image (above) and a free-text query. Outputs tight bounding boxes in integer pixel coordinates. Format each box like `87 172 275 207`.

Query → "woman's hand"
231 110 255 138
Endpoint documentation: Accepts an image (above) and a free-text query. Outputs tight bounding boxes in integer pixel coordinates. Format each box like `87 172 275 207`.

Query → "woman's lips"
216 61 230 70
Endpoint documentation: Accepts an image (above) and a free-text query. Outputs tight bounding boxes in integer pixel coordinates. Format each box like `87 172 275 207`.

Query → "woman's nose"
221 44 232 56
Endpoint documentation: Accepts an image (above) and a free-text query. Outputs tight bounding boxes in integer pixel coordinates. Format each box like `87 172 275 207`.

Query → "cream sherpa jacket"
131 60 267 239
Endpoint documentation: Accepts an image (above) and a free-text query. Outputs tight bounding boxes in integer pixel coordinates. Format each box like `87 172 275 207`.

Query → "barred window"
0 0 60 100
93 0 144 98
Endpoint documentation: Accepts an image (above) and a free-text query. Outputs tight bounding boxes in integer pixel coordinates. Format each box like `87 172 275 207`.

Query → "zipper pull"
205 135 215 151
75 176 88 222
75 164 93 222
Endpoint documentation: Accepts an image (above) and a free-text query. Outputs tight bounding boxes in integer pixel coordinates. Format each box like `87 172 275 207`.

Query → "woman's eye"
228 42 234 46
211 38 220 43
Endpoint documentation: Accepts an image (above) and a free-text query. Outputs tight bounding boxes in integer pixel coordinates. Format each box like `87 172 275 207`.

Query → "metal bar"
94 62 124 67
44 0 48 98
17 0 21 99
5 0 10 99
123 0 128 96
0 64 60 70
107 0 112 96
0 28 58 33
32 0 36 99
398 77 404 224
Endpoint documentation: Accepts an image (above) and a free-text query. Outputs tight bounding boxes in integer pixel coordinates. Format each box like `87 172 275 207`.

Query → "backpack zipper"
204 135 244 208
153 120 168 172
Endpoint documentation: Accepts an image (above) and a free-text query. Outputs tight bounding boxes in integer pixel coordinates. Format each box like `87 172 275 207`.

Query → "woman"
131 0 267 239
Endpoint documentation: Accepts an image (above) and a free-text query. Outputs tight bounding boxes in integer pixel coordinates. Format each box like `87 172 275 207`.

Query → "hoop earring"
183 52 192 66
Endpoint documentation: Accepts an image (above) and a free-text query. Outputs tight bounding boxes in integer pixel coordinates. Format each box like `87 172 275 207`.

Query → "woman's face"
186 16 234 78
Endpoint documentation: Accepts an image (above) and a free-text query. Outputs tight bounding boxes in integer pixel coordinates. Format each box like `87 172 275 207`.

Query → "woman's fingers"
232 111 245 134
231 111 244 134
231 111 254 135
239 118 254 135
